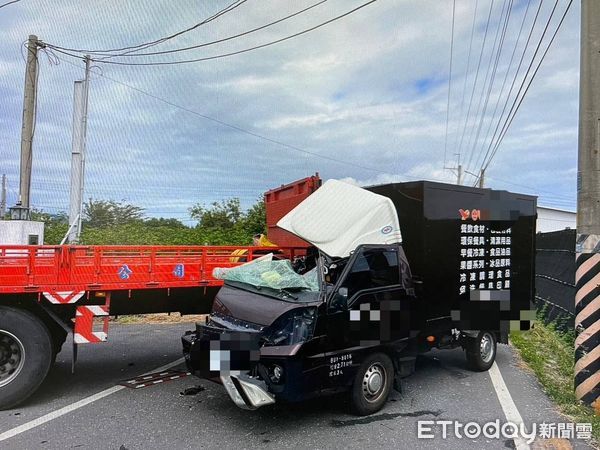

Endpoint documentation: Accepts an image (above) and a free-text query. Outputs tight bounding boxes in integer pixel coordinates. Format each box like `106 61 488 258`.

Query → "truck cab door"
327 245 414 350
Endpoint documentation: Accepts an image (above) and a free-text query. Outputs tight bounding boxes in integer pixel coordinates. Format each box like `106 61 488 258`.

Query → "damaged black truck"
182 179 536 415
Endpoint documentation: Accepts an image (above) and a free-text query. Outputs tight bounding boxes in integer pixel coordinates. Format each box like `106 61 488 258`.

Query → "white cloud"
542 68 579 91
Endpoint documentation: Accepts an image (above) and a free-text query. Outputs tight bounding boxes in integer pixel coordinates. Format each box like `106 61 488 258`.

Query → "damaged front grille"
207 312 266 333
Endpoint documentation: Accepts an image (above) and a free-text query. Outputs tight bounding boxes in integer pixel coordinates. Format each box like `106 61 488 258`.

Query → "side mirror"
332 287 348 310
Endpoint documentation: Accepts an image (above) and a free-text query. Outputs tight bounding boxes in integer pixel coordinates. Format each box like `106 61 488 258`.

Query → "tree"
144 217 187 228
29 209 69 245
30 209 68 225
242 199 266 235
189 198 242 229
25 197 265 246
83 199 145 227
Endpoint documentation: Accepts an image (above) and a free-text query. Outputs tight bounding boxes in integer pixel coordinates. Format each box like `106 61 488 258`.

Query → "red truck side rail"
0 244 305 344
0 245 302 295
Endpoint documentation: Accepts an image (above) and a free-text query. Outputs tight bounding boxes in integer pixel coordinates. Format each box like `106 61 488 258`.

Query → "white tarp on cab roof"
277 179 402 258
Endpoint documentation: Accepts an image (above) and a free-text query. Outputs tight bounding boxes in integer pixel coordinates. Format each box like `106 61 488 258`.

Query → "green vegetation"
30 210 69 244
511 310 600 443
32 197 266 246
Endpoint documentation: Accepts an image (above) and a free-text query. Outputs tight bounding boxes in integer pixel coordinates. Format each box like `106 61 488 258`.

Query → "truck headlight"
264 308 317 346
269 364 284 383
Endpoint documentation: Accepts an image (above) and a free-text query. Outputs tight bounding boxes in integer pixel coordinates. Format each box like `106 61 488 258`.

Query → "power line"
67 0 379 66
471 0 544 184
443 0 456 169
469 0 533 178
480 0 561 175
101 0 249 58
455 0 495 169
463 0 513 174
481 0 574 173
43 0 247 56
91 0 329 59
478 0 570 176
0 0 20 9
450 0 479 164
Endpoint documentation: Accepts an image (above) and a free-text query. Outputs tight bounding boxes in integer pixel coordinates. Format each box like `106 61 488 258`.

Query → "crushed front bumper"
220 371 275 410
182 322 275 410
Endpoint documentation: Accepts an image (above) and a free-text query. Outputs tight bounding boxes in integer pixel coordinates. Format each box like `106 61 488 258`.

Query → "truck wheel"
465 331 496 371
350 353 394 416
0 306 53 410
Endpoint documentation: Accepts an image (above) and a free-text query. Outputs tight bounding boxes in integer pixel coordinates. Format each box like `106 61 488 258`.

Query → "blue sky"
0 0 579 224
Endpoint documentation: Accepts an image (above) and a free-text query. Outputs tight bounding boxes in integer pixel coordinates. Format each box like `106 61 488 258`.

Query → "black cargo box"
367 181 537 334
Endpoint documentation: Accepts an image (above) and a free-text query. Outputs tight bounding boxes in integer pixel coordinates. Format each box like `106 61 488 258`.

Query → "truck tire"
0 306 53 410
350 353 394 416
465 331 496 371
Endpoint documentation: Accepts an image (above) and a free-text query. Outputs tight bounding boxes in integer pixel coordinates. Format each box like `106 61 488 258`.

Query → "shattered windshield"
216 260 319 292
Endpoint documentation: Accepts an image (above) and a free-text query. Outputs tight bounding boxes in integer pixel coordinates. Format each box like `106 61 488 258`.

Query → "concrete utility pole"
18 34 39 216
0 175 6 219
478 168 485 189
444 153 463 185
67 56 91 243
575 0 600 407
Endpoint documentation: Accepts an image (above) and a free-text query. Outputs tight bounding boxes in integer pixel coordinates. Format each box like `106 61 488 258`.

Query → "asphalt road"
0 323 593 449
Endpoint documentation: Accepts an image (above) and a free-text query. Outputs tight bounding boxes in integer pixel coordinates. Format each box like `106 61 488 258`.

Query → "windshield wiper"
279 289 298 301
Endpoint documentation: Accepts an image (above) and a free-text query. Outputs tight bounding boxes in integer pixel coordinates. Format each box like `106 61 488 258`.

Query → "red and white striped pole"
575 0 600 407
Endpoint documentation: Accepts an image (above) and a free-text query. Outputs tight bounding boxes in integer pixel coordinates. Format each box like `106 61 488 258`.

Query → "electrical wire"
443 0 456 169
449 0 479 166
469 0 533 179
0 0 20 9
463 0 509 173
80 0 379 66
455 0 495 172
43 0 247 56
481 0 572 176
464 0 513 175
481 0 574 173
100 0 249 59
471 0 544 185
483 1 563 161
91 0 329 59
477 0 563 177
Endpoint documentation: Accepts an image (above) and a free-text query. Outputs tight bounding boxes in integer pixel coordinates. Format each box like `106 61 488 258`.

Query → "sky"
0 0 579 225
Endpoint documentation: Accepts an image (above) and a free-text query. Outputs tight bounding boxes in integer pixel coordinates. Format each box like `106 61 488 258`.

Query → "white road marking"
489 361 531 450
0 357 186 442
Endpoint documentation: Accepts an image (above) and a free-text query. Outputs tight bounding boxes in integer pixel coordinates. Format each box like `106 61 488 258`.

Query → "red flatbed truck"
0 175 321 409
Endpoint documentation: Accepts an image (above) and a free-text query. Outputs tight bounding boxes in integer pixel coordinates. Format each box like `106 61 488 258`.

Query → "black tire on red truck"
0 306 53 410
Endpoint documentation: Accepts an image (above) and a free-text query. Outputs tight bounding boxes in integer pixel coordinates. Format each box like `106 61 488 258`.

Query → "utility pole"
445 153 463 185
18 34 39 217
478 168 485 188
67 55 91 242
575 0 600 408
0 175 6 219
